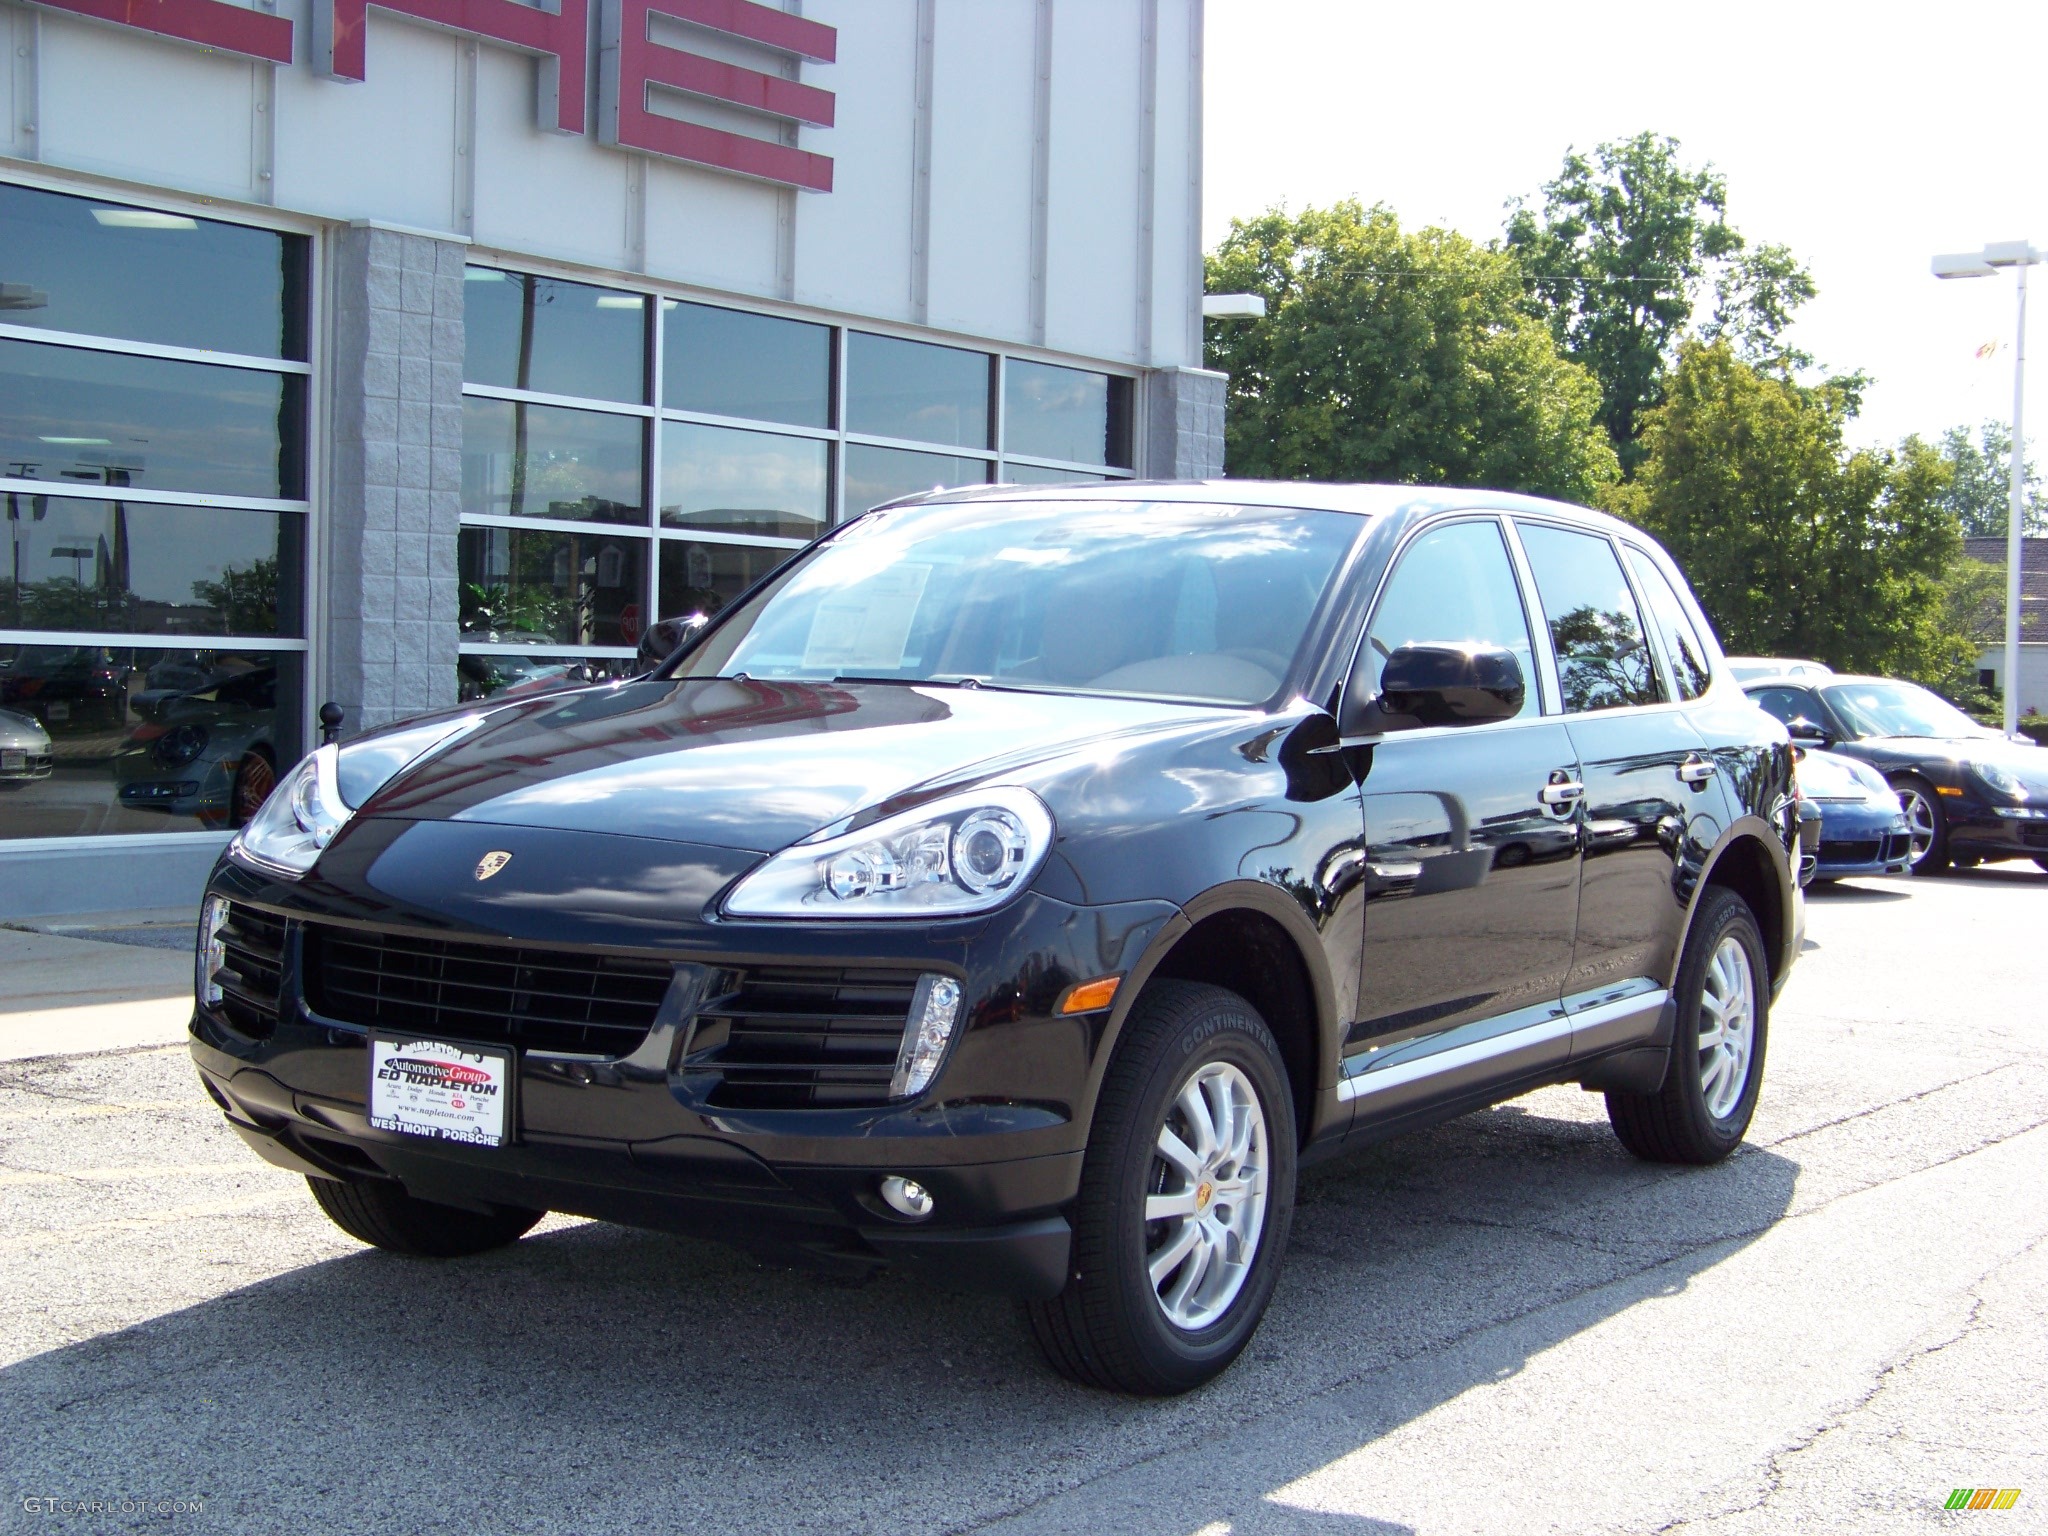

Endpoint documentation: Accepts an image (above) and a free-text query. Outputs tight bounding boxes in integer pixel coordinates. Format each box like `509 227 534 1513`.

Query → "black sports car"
1746 675 2048 875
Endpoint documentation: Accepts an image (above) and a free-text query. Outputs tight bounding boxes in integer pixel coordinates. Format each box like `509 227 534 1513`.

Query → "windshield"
668 499 1365 706
1820 680 1990 740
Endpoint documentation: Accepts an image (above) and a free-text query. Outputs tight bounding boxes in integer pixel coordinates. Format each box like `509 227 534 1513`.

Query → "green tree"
1611 341 1969 685
1204 201 1618 503
1933 421 2044 538
191 558 279 633
1505 133 1815 474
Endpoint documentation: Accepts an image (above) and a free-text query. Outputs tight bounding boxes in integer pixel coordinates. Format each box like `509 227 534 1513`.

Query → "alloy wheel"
1697 934 1757 1121
1144 1060 1270 1331
1896 785 1937 864
233 753 277 826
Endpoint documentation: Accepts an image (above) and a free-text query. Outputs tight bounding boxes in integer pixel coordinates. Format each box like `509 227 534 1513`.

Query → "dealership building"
0 0 1216 913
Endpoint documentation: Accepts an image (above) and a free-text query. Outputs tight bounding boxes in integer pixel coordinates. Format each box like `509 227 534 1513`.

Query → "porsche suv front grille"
301 924 673 1057
218 902 287 1039
681 966 923 1109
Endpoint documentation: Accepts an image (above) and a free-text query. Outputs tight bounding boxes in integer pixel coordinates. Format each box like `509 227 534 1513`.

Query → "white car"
0 707 54 790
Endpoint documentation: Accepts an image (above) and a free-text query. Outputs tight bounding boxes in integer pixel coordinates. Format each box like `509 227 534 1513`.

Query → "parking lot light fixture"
1933 242 2038 736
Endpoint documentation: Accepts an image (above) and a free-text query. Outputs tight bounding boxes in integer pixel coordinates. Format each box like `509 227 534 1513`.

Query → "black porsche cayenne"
192 482 1802 1395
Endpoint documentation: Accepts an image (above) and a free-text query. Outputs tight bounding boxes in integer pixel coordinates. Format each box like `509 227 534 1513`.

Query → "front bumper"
1947 802 2048 862
1811 800 1912 877
189 819 1177 1298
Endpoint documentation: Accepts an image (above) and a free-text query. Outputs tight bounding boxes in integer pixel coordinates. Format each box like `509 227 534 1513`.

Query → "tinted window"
1002 463 1108 486
846 333 990 448
660 422 827 540
0 646 302 839
1003 359 1133 467
659 538 793 622
0 340 304 499
663 301 831 428
461 398 644 523
2 496 301 637
1363 520 1539 719
676 500 1362 706
1516 522 1660 712
844 445 989 515
457 652 635 703
463 269 646 404
1624 547 1713 700
457 526 648 648
0 183 306 359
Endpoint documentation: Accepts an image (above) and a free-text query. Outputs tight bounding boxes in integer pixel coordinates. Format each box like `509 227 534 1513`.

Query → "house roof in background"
1962 537 2048 644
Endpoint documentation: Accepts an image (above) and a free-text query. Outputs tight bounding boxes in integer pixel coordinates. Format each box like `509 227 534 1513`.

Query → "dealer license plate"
0 750 23 771
368 1036 511 1147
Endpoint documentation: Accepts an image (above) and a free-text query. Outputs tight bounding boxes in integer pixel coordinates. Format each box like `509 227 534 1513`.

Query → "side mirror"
1786 717 1830 746
637 612 710 672
1343 642 1526 734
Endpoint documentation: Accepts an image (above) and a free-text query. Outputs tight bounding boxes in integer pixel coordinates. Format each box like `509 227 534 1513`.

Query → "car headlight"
723 787 1054 918
228 744 349 878
154 723 209 767
1969 760 2025 801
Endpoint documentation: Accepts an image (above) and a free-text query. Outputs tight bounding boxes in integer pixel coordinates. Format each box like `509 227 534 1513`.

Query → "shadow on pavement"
1939 860 2046 889
3 1102 1800 1535
1805 879 1912 901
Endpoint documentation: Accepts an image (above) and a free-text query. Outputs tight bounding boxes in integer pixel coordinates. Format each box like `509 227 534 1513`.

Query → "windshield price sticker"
801 563 932 672
369 1038 510 1147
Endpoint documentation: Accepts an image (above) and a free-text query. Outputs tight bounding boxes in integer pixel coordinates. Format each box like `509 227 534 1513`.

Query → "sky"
1202 0 2048 452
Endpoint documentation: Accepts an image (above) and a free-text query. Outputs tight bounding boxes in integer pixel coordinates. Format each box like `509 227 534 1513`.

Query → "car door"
1339 516 1584 1123
1513 521 1733 1050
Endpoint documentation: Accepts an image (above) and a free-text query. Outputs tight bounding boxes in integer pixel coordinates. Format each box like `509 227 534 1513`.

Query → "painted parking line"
0 1163 279 1188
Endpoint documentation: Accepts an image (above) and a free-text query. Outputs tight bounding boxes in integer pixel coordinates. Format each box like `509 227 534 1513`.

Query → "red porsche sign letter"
599 0 835 192
316 0 590 135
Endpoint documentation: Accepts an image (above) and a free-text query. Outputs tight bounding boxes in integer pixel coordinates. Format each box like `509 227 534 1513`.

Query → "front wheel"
307 1176 544 1257
1606 886 1769 1164
1026 980 1297 1395
1889 774 1947 874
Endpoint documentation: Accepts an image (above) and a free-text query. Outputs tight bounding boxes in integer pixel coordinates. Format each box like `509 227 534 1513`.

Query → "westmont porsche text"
21 0 839 190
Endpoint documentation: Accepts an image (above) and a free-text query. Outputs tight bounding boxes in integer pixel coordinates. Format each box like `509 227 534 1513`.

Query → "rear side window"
1624 547 1714 700
1515 522 1661 712
1363 519 1541 718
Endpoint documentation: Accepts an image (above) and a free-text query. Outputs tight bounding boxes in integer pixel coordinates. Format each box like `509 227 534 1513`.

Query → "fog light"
891 974 963 1099
879 1175 934 1219
196 895 229 1008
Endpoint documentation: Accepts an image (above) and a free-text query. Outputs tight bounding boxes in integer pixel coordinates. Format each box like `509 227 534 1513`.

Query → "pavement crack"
1754 1059 2026 1151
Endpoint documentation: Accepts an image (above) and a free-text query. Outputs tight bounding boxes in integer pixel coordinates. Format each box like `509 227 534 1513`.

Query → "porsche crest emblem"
474 851 513 881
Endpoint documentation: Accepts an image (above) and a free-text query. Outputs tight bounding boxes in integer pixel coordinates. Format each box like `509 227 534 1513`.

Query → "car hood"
355 676 1243 854
1852 734 2048 792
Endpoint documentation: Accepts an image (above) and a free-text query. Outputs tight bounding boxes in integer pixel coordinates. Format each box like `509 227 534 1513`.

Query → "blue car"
1797 748 1912 881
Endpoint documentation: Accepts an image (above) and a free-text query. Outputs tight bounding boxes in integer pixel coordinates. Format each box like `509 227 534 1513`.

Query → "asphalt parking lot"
4 864 2044 1535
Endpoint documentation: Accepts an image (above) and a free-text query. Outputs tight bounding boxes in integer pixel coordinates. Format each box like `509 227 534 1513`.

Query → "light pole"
1933 241 2037 736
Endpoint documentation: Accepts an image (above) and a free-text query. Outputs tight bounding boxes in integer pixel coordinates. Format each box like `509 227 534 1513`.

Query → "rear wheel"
1026 980 1296 1395
1606 886 1769 1165
307 1176 543 1257
1888 775 1947 874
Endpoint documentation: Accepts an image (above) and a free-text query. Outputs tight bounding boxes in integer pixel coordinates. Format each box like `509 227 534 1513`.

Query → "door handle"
1677 754 1715 787
1538 780 1584 807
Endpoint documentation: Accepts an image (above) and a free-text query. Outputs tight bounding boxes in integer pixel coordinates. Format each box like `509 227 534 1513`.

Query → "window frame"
1504 516 1670 718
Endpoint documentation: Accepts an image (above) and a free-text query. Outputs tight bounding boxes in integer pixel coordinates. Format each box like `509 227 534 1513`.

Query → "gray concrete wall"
1143 365 1227 480
323 224 467 736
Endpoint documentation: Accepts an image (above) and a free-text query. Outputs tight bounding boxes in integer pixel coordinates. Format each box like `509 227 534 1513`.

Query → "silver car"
0 706 54 789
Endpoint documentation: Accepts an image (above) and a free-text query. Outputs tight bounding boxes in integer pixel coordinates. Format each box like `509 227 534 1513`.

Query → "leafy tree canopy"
1933 420 2045 538
1204 200 1618 503
1505 133 1815 475
1610 341 1977 692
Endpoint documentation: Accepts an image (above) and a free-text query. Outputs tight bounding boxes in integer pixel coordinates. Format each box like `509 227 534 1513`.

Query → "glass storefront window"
458 651 635 703
663 301 831 428
846 332 991 449
657 538 796 623
0 182 307 360
2 497 301 637
0 645 302 837
0 340 305 500
660 422 828 540
1000 463 1109 486
463 270 647 405
1003 359 1132 468
458 526 648 648
843 445 989 516
461 398 645 523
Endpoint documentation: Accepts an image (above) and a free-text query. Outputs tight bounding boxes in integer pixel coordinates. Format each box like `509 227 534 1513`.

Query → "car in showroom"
1792 747 1912 882
1746 674 2048 875
190 483 1801 1395
110 660 279 830
0 705 54 790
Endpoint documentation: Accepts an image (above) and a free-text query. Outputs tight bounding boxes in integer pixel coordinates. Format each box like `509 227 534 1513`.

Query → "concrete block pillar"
324 223 467 735
1142 365 1227 480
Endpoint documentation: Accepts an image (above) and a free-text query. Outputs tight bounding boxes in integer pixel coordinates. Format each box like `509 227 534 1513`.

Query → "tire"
306 1175 544 1257
1888 774 1948 875
1026 980 1296 1396
230 746 278 829
1606 886 1769 1165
